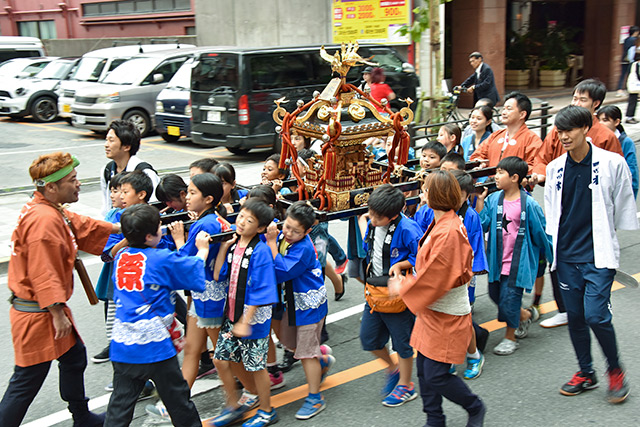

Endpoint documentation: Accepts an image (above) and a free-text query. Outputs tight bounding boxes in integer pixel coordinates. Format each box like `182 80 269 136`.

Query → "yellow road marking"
20 121 94 136
204 279 631 423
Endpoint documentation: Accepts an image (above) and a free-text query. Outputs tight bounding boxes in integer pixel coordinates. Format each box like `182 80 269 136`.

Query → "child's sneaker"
104 382 113 392
334 259 348 275
320 354 336 384
560 371 599 396
277 349 298 372
607 368 630 403
463 353 485 380
137 380 156 401
493 338 518 356
242 408 278 427
449 364 457 375
295 395 326 420
209 406 245 427
320 344 332 356
90 346 110 364
237 390 259 411
381 368 400 397
382 383 418 407
145 401 170 421
540 312 568 328
530 305 541 322
269 370 286 390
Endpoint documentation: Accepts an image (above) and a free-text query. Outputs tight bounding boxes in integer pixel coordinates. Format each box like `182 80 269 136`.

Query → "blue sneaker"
464 353 485 380
381 369 400 397
449 364 457 375
320 354 336 384
382 383 418 407
295 395 326 420
242 408 278 427
209 406 245 427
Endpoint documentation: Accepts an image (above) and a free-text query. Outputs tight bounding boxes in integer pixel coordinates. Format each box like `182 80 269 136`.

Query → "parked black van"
190 44 418 154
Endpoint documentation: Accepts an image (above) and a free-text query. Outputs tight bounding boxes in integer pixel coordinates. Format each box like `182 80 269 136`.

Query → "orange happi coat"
532 119 623 175
469 123 542 174
8 191 112 367
399 210 474 365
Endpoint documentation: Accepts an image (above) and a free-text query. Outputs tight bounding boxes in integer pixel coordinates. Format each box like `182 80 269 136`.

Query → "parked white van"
58 43 193 119
0 36 45 63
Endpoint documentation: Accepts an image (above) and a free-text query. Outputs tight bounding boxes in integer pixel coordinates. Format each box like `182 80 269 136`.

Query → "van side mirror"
152 73 164 83
402 63 415 73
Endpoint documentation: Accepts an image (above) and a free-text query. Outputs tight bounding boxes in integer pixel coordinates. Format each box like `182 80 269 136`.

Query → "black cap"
363 66 373 74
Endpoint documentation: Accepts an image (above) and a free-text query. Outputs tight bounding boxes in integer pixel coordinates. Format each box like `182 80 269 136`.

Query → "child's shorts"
360 303 415 359
488 275 524 329
536 256 547 278
348 257 366 282
213 318 269 371
188 304 223 329
278 318 324 360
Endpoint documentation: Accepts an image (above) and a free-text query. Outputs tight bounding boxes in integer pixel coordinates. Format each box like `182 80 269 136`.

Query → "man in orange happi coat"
470 91 542 174
530 78 623 186
0 153 116 427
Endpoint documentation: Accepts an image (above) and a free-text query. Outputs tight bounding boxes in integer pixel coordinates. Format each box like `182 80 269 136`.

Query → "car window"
368 49 404 72
37 60 75 79
191 54 238 92
108 58 128 72
22 62 48 77
102 57 158 85
166 58 193 90
250 54 312 90
142 57 187 86
71 57 107 82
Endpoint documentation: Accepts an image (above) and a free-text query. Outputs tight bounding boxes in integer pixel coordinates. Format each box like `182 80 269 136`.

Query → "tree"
397 0 453 123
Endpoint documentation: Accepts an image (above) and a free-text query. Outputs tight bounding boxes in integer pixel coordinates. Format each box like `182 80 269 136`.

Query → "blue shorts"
213 318 269 372
360 303 415 359
489 275 524 329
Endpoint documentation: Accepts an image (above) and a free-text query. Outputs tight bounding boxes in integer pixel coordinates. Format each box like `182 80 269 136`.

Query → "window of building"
82 0 192 17
18 20 57 39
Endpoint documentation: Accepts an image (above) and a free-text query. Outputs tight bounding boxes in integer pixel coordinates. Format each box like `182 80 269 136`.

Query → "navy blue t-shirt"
557 146 594 262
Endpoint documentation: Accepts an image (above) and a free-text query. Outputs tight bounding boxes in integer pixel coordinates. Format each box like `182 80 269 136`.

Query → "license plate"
207 110 221 122
62 104 71 113
74 115 86 125
167 126 180 136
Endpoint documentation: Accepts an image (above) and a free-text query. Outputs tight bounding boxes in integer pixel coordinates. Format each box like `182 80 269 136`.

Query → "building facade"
0 0 195 39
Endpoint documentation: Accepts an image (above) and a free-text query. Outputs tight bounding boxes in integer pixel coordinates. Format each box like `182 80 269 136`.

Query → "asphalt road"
1 115 640 426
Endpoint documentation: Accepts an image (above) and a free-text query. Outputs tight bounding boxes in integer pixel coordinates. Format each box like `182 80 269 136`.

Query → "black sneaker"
137 380 156 401
277 349 299 373
90 346 110 364
560 371 598 396
607 368 630 404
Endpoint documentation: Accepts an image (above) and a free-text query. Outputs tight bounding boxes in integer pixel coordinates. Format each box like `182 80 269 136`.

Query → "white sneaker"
493 338 518 356
540 312 568 328
145 401 170 420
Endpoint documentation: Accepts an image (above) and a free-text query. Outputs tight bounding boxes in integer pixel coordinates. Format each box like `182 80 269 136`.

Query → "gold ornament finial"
319 42 378 77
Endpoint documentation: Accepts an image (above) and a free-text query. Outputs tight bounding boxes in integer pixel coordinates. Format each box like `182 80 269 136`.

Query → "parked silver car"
70 48 201 137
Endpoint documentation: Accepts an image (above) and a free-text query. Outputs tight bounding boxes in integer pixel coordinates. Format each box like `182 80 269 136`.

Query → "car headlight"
15 87 27 96
184 104 192 118
156 100 164 113
97 92 120 103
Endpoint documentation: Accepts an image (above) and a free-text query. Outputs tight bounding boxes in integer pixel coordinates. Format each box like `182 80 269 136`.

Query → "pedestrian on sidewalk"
545 105 638 403
0 152 115 427
625 52 640 124
617 26 640 97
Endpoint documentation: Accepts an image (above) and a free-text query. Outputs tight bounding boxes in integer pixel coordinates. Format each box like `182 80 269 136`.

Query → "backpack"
103 160 157 186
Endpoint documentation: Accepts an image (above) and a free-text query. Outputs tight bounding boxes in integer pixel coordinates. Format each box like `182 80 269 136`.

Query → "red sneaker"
607 368 630 404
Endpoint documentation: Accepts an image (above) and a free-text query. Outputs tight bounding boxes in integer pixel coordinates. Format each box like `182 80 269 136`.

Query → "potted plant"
505 30 531 88
538 25 579 88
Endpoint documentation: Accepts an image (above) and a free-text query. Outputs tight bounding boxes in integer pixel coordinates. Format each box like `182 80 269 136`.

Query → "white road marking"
0 143 105 156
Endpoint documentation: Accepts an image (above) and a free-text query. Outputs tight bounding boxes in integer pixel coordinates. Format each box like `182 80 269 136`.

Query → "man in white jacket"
545 106 638 404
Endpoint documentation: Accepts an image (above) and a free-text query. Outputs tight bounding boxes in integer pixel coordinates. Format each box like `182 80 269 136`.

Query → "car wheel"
226 147 251 155
31 96 58 123
161 133 180 143
122 109 151 137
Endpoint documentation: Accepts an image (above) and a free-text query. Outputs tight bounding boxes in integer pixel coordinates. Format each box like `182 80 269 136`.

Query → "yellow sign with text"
332 0 411 45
